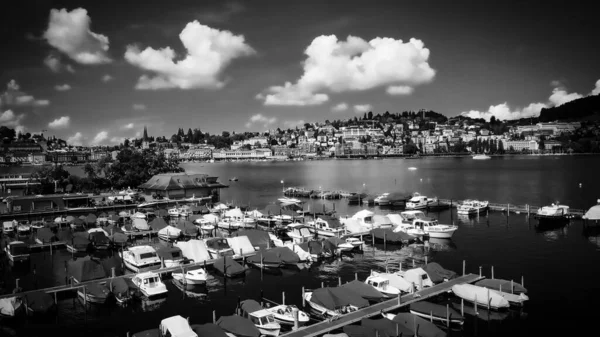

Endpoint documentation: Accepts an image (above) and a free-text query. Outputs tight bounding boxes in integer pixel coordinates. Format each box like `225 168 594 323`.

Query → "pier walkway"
282 273 483 337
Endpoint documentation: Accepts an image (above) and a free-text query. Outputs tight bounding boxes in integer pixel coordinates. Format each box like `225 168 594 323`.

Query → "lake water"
2 156 600 337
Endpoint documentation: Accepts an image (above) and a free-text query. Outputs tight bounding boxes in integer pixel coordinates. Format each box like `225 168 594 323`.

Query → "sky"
1 0 599 145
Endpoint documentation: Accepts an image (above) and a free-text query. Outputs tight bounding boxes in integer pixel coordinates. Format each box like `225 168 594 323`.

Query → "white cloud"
110 136 125 144
101 74 113 82
132 104 146 111
43 8 111 64
67 132 83 146
48 116 70 129
125 20 255 90
460 79 600 121
0 110 25 134
91 131 108 145
257 35 435 105
0 80 50 108
66 64 75 73
44 55 62 72
283 120 305 128
245 113 277 129
331 102 348 112
386 85 414 95
123 123 135 129
354 104 372 113
54 84 71 91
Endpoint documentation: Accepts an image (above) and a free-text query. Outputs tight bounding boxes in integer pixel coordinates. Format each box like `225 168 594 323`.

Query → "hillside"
538 94 600 122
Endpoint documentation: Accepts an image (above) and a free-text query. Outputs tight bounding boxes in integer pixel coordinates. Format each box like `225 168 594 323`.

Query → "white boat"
374 193 390 206
172 268 208 285
120 246 162 272
131 272 168 298
536 203 570 220
412 217 458 239
156 246 186 268
457 199 489 215
345 237 364 248
286 223 313 244
158 225 182 241
278 197 302 205
2 220 16 235
266 305 310 326
346 209 375 229
0 296 23 318
4 241 30 262
473 154 491 160
451 284 510 310
365 275 401 297
303 292 360 318
159 315 198 337
205 238 234 259
406 194 437 210
217 218 242 231
391 211 427 238
168 207 181 217
397 267 433 291
16 221 31 235
239 217 256 229
179 206 192 217
247 309 281 336
306 217 346 237
131 212 147 219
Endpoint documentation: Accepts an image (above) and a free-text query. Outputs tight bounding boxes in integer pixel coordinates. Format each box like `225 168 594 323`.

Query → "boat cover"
320 216 343 228
423 262 457 284
175 240 211 263
263 204 283 216
79 215 87 220
299 241 322 255
24 291 54 314
344 219 370 233
36 228 56 243
352 209 374 220
284 243 311 261
0 297 20 316
110 277 130 296
72 233 90 248
203 214 220 223
149 217 168 231
370 228 411 243
390 313 447 337
191 323 228 337
327 237 345 247
159 225 182 238
386 192 410 202
311 287 369 310
226 236 255 256
373 215 392 227
106 224 124 235
111 232 129 246
451 284 509 309
385 214 404 226
225 208 244 218
240 299 262 314
88 227 109 236
216 315 260 337
246 210 263 218
206 238 231 251
156 246 183 260
57 229 73 242
160 316 195 337
68 256 106 282
86 214 97 224
474 279 527 293
342 318 413 337
213 256 245 277
410 301 463 321
341 280 386 302
584 204 600 220
85 282 110 299
248 247 299 265
322 240 337 255
108 214 121 222
72 218 85 227
119 211 129 217
132 218 149 230
371 272 413 293
66 215 75 223
89 231 110 245
132 329 159 337
176 220 199 236
233 230 272 249
101 256 124 276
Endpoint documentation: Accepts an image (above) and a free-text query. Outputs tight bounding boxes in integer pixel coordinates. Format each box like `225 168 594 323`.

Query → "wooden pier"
282 273 484 337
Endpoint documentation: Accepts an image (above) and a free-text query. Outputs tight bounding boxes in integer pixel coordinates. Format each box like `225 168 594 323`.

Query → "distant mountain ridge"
538 94 600 122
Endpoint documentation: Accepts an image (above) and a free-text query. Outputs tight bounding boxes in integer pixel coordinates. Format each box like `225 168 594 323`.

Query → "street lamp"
281 180 284 193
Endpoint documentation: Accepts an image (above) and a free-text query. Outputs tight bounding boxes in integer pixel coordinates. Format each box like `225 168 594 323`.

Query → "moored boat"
240 300 281 336
364 275 401 297
131 271 168 298
535 203 571 223
172 268 208 286
451 283 510 310
4 241 30 262
409 300 464 326
406 194 437 210
120 245 162 272
457 199 489 215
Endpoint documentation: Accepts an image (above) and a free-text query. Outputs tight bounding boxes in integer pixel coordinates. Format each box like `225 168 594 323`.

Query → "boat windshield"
139 252 156 259
11 245 28 255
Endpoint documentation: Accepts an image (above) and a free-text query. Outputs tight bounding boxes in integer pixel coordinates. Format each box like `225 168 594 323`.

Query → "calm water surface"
2 156 600 337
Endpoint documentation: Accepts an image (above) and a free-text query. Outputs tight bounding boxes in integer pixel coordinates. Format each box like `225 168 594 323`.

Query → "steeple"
143 126 148 141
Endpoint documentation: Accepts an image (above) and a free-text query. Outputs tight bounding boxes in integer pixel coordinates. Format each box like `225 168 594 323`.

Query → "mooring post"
302 287 305 307
338 276 342 286
446 304 450 327
213 310 216 324
15 278 20 291
462 260 466 276
491 266 494 279
507 203 510 215
111 267 116 278
521 275 524 289
355 273 358 280
292 307 299 331
372 235 375 246
54 292 57 305
127 332 130 337
474 294 478 315
479 266 482 277
499 284 502 293
430 311 433 322
487 288 491 310
461 298 464 316
412 259 415 268
383 232 386 252
282 291 285 305
419 276 423 292
425 256 428 265
83 286 87 306
321 281 324 288
398 292 401 305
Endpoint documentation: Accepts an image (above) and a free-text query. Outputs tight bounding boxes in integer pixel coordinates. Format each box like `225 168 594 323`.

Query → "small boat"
451 284 510 310
131 212 147 219
24 291 55 315
78 283 111 304
205 238 234 259
303 287 368 318
397 267 434 291
473 154 491 160
217 218 242 231
241 300 282 336
172 268 208 286
426 200 450 211
265 304 310 326
88 230 112 250
374 193 390 206
412 217 458 239
68 256 111 304
67 233 91 254
2 220 16 235
0 296 24 319
286 223 313 244
156 246 186 267
365 275 401 297
16 221 31 235
131 272 168 298
409 300 464 326
4 241 30 262
406 194 437 210
278 196 302 205
216 315 262 337
213 256 246 278
133 315 196 337
457 199 489 215
168 207 181 217
110 277 132 305
158 225 182 242
535 203 571 223
306 216 346 237
346 237 364 248
327 237 354 252
120 246 162 272
474 279 527 294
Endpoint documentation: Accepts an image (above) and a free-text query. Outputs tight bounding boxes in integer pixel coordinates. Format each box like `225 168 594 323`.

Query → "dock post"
383 232 386 252
372 235 375 247
111 267 116 278
213 310 216 324
412 259 415 268
419 277 423 292
491 266 494 279
54 292 57 305
462 260 465 276
282 291 285 305
499 284 502 293
292 307 299 331
507 203 510 215
511 280 514 294
83 286 87 306
302 287 305 307
487 288 490 310
521 275 524 289
161 257 165 268
479 266 482 277
474 294 478 315
321 281 324 288
461 299 464 316
15 278 20 291
398 292 401 305
338 277 341 286
50 240 53 255
355 273 358 280
127 332 130 337
425 256 428 265
446 304 450 328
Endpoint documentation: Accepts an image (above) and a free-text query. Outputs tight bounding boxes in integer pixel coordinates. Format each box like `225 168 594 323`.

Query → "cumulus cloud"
125 20 255 90
43 54 75 73
91 131 108 145
386 85 414 95
43 8 111 64
67 132 84 146
0 80 50 108
331 102 348 112
132 104 146 111
257 35 435 105
110 136 125 144
66 65 75 73
123 123 135 129
54 84 71 91
0 110 25 134
283 120 305 128
101 74 113 82
48 116 70 129
354 104 372 113
245 113 277 129
460 79 600 121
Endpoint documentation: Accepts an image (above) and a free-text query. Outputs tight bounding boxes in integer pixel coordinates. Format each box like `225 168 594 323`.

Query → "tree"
221 131 230 138
367 111 373 120
30 165 71 194
187 128 193 142
539 136 546 151
104 148 183 189
123 138 130 148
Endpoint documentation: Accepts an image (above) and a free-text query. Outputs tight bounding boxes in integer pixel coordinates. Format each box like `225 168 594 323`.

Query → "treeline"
539 94 600 122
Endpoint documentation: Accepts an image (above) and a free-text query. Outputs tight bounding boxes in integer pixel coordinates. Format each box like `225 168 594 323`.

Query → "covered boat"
176 220 199 237
387 312 447 337
341 280 386 302
156 246 186 267
247 247 300 268
159 315 197 337
372 215 393 228
213 256 245 278
68 256 111 303
158 225 182 241
175 239 211 264
149 217 169 232
68 232 91 253
35 227 57 244
24 291 55 315
216 315 261 337
474 279 527 294
132 218 150 231
110 276 132 304
111 232 129 248
370 228 412 244
299 241 322 258
327 236 354 252
583 201 600 221
89 231 111 250
85 214 97 225
306 287 369 317
369 271 414 293
423 262 457 284
191 323 228 337
226 236 256 257
343 318 413 337
284 243 312 262
233 229 273 250
0 297 23 318
205 238 234 259
343 218 370 234
409 301 464 326
451 284 510 310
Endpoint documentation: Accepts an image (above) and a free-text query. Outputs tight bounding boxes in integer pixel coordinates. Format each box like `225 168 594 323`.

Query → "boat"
158 225 182 241
406 194 437 210
0 296 24 319
364 275 401 297
156 246 186 267
265 304 310 326
535 203 571 223
397 267 434 291
374 193 390 206
24 291 55 315
205 238 235 259
213 256 246 278
4 240 30 262
241 300 282 336
327 237 354 252
131 271 168 298
473 154 491 160
409 300 464 326
474 279 527 294
457 199 489 215
172 268 208 286
383 312 447 337
110 277 132 305
278 197 301 205
303 287 368 318
247 247 300 269
68 257 111 304
451 284 510 310
347 192 368 204
422 262 457 284
369 271 414 293
345 237 364 248
2 220 16 235
217 218 242 231
168 207 181 217
176 220 199 238
341 280 387 302
412 217 458 239
67 232 91 253
120 246 162 272
306 216 346 237
216 315 262 337
427 200 451 211
16 221 31 235
286 223 313 244
89 230 112 250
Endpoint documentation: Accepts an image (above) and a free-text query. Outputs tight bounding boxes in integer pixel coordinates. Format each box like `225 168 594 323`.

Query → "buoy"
579 183 582 188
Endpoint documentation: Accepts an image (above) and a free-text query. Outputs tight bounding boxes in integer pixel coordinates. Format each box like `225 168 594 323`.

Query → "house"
139 173 227 200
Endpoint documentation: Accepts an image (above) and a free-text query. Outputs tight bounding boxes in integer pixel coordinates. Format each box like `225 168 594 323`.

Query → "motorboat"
327 237 354 252
16 221 31 235
2 220 16 235
131 272 168 298
406 194 437 210
168 207 181 217
179 206 192 217
374 193 390 206
365 275 401 297
110 278 132 305
156 246 186 268
241 300 281 336
303 288 366 318
0 296 24 319
409 301 464 326
473 154 491 160
306 216 347 237
77 283 111 304
217 218 242 231
158 225 182 242
451 284 510 310
68 257 111 304
205 238 234 259
133 315 198 337
412 217 458 239
229 177 238 181
119 245 162 272
457 199 489 215
4 241 30 262
397 267 434 291
286 223 313 244
345 237 364 248
346 209 375 229
535 203 570 222
131 212 147 219
391 211 426 238
172 268 208 286
473 279 529 306
278 197 302 205
265 304 310 326
24 291 56 315
88 230 112 250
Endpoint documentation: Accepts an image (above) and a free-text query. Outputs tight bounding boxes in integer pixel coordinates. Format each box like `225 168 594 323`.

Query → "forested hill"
539 94 600 122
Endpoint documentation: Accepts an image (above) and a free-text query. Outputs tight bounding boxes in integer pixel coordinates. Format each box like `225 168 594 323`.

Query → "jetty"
283 273 484 337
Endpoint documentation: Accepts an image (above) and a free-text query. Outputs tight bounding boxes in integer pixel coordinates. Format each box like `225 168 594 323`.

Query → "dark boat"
409 301 464 326
347 193 368 204
213 256 246 278
343 318 413 337
24 291 55 315
216 315 261 337
340 280 386 302
110 277 132 304
474 279 527 294
89 231 111 250
67 232 91 253
35 228 57 245
423 262 457 284
192 323 229 337
389 312 446 337
370 228 412 244
68 257 111 304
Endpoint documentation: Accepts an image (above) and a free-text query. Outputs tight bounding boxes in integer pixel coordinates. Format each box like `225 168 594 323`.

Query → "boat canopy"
101 256 124 276
132 218 149 230
584 204 600 220
150 217 168 231
299 241 322 255
160 315 196 337
224 208 244 218
0 297 21 317
372 272 413 293
390 313 447 337
226 236 255 256
344 218 370 233
373 215 392 227
213 256 245 276
352 209 374 220
205 238 231 251
311 287 369 310
72 233 90 247
159 225 182 238
341 280 386 302
175 240 211 263
36 228 56 243
24 291 54 314
89 231 110 244
72 218 85 227
111 232 128 245
156 246 183 260
88 227 109 236
86 214 97 224
216 315 260 337
370 228 411 243
385 214 404 226
248 247 299 265
176 220 199 236
240 299 262 314
320 216 343 228
68 256 107 282
285 243 311 261
245 210 263 218
423 262 457 284
110 277 130 296
233 230 272 250
191 324 228 337
322 240 337 255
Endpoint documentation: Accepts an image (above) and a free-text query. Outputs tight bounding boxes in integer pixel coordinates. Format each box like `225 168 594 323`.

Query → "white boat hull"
452 284 509 310
257 325 280 337
172 273 206 285
123 260 161 273
427 228 458 239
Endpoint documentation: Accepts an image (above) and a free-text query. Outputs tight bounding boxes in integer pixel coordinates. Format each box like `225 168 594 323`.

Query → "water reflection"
172 280 209 300
138 296 167 312
582 226 600 249
426 238 457 252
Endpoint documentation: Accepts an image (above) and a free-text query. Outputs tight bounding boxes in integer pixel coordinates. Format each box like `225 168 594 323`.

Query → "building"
4 193 91 213
0 173 41 197
342 127 367 139
212 149 272 160
139 173 227 200
502 140 539 152
46 151 89 163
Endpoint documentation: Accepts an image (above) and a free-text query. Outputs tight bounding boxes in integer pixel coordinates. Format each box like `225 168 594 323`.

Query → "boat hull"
427 229 457 239
172 273 206 285
77 290 108 304
257 326 280 337
451 284 509 310
123 260 161 273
